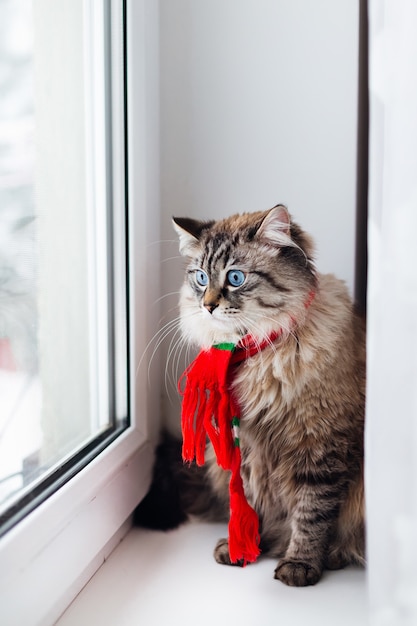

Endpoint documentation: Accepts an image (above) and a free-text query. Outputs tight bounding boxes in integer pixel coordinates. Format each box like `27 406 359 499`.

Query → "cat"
134 204 366 587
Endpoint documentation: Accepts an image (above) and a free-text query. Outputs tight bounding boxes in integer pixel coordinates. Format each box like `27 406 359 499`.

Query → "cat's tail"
133 431 227 530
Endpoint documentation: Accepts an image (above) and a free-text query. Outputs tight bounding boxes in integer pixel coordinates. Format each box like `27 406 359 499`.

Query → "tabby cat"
135 205 365 587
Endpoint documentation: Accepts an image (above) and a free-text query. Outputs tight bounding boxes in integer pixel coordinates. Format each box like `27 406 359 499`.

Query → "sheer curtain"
366 1 417 624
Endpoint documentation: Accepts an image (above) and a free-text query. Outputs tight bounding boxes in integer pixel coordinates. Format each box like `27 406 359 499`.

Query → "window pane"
0 0 127 530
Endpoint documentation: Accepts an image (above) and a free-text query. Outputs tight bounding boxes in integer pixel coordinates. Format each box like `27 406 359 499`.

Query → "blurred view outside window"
0 0 127 530
0 0 39 513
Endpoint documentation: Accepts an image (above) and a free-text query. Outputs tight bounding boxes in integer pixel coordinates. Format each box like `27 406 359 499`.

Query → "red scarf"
178 331 281 565
178 291 315 565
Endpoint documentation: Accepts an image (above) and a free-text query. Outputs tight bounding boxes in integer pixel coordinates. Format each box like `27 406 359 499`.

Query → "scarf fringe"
228 451 260 564
179 343 262 564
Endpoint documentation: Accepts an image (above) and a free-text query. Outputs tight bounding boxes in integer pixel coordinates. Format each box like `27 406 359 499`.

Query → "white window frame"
0 1 160 623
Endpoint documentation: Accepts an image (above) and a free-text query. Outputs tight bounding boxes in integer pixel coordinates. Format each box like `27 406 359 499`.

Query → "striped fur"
170 206 366 586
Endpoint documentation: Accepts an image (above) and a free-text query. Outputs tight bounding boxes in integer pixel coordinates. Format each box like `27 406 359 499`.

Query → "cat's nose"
204 302 219 314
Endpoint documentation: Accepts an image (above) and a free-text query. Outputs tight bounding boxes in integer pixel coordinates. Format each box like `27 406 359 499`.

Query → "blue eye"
195 269 209 287
227 269 245 287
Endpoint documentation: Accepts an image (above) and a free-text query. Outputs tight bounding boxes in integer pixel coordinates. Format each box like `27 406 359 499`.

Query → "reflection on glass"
0 0 122 522
0 0 40 511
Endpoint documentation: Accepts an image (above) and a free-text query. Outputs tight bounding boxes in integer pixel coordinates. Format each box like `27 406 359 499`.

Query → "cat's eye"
226 269 246 287
195 269 209 287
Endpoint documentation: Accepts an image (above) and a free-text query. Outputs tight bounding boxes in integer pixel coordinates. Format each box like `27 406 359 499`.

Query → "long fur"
134 206 365 587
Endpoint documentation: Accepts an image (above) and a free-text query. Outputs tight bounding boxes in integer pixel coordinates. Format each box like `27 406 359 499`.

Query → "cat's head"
173 205 317 348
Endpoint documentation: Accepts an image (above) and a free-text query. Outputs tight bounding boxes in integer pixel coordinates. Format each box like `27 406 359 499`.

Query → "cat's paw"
274 559 322 586
213 538 244 567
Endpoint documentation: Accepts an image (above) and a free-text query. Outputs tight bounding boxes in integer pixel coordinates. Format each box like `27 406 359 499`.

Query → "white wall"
159 0 360 430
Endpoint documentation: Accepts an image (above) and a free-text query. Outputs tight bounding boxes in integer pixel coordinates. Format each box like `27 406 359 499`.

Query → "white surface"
160 0 359 286
0 436 153 626
58 522 369 626
366 1 417 624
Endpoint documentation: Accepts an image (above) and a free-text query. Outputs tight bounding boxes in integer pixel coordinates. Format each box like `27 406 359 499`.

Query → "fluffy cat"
135 205 365 587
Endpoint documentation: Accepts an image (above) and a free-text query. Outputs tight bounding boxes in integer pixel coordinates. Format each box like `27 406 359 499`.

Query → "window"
0 0 127 536
0 1 160 623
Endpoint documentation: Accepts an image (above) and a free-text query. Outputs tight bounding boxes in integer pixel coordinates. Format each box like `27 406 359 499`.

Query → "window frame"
0 1 160 623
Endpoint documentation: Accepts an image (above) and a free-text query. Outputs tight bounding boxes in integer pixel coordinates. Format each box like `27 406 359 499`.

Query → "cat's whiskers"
161 255 183 264
164 310 201 395
154 290 181 305
236 312 277 348
250 310 299 344
135 310 196 385
167 316 197 391
145 317 182 384
165 325 185 393
146 238 178 248
236 314 278 370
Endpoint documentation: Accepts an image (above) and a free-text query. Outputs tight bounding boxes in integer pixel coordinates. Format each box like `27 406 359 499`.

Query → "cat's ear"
172 217 213 256
256 205 293 247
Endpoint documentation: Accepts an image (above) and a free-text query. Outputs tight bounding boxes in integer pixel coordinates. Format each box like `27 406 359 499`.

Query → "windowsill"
57 521 369 625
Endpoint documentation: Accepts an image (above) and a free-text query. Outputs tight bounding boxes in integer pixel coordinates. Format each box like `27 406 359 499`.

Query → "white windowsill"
57 521 369 626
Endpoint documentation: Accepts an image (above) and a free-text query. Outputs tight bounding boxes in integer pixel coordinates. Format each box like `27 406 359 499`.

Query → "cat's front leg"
274 500 330 585
274 472 344 586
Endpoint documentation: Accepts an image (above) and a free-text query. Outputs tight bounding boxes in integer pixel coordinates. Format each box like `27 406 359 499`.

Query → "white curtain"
366 1 417 625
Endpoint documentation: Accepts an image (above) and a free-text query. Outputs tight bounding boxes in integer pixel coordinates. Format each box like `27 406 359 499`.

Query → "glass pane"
0 0 127 527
